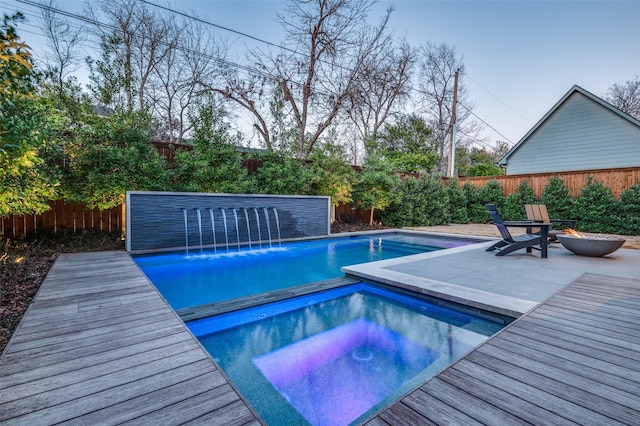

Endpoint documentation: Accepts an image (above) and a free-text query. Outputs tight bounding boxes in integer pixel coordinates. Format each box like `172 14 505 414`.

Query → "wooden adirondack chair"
525 204 576 241
486 204 551 257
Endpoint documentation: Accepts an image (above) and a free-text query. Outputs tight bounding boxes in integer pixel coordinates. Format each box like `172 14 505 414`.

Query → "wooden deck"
2 253 639 426
366 272 640 425
0 251 262 425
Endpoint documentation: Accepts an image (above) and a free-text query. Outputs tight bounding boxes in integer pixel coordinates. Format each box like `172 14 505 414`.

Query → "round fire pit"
557 233 625 257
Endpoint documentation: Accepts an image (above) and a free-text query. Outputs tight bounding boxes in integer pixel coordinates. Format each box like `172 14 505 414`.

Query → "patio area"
1 231 639 424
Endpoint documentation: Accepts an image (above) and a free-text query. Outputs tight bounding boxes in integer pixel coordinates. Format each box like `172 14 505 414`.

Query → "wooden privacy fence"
3 167 640 239
1 200 124 240
451 166 640 199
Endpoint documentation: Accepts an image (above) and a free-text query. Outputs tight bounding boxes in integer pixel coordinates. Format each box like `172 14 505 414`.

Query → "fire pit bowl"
557 233 625 257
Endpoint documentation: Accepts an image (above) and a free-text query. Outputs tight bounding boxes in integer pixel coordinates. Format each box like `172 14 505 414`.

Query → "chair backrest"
486 204 514 242
525 204 550 222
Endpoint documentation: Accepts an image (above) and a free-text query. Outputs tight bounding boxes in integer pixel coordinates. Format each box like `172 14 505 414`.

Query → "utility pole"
447 69 459 178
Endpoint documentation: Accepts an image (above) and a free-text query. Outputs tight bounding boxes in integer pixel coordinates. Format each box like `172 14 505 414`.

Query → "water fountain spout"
243 208 252 250
182 208 189 255
195 208 203 254
220 208 230 252
253 207 263 249
273 207 282 247
232 208 241 251
263 207 272 248
207 208 217 254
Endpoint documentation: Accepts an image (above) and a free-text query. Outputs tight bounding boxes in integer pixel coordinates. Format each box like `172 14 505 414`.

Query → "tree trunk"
369 207 374 225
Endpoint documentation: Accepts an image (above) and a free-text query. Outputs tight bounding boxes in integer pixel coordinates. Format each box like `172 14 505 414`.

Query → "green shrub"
446 178 469 223
172 144 248 194
541 176 574 222
246 153 311 195
382 175 450 227
353 155 400 224
502 180 536 220
573 177 619 233
381 177 418 227
617 183 640 235
306 144 355 206
462 182 483 223
63 111 170 210
465 180 505 223
172 104 249 194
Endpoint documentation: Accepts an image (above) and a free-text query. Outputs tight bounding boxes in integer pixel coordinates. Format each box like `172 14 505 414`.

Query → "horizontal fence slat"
452 166 640 199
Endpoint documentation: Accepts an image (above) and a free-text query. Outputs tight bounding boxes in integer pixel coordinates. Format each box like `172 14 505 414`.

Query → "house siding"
505 92 640 174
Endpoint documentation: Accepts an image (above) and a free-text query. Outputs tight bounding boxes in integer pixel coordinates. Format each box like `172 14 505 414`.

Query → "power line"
458 101 514 146
13 0 348 97
13 1 277 78
408 77 516 146
140 0 365 75
465 73 534 125
12 0 518 146
139 0 295 55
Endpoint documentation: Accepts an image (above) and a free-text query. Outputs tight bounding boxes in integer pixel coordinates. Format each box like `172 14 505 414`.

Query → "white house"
498 85 640 175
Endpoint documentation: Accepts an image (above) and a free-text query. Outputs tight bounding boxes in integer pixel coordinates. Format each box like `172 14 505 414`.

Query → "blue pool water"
134 233 479 309
189 283 505 426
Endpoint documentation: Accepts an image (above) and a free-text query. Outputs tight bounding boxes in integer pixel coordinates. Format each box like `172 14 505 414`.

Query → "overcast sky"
5 0 640 149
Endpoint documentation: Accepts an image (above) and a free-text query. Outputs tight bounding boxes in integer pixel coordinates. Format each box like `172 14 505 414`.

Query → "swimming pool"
134 232 482 309
189 283 506 426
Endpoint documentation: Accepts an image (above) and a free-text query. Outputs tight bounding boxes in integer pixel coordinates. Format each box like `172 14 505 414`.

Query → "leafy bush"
382 175 449 227
541 176 574 221
0 14 59 215
172 105 248 194
446 178 468 223
572 177 619 233
246 153 311 195
352 155 400 224
63 111 170 209
306 143 355 206
172 144 248 194
502 180 536 220
617 183 640 234
462 181 484 223
465 163 505 177
465 180 504 223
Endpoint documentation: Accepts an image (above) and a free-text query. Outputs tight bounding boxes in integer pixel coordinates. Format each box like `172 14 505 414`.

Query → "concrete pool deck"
343 232 640 318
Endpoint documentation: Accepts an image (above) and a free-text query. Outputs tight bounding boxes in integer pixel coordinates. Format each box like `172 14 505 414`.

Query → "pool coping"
342 237 538 318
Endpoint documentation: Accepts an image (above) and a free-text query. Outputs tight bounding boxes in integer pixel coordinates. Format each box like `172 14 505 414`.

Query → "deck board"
0 251 261 425
367 272 640 426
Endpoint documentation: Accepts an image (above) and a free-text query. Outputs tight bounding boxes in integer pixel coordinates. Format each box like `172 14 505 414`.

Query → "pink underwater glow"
253 318 438 425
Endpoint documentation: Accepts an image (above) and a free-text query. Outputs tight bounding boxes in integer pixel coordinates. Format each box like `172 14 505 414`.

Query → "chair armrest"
503 221 552 228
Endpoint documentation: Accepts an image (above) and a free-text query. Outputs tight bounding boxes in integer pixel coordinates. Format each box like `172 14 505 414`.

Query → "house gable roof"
498 85 640 167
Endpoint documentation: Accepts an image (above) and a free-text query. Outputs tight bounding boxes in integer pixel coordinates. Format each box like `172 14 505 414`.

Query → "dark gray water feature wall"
126 191 331 252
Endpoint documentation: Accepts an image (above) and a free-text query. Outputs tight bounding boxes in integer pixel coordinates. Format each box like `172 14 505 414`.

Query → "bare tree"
86 0 173 112
346 39 414 142
205 0 400 159
275 0 398 158
207 68 273 148
416 42 480 174
40 0 85 95
148 14 227 142
606 76 640 120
